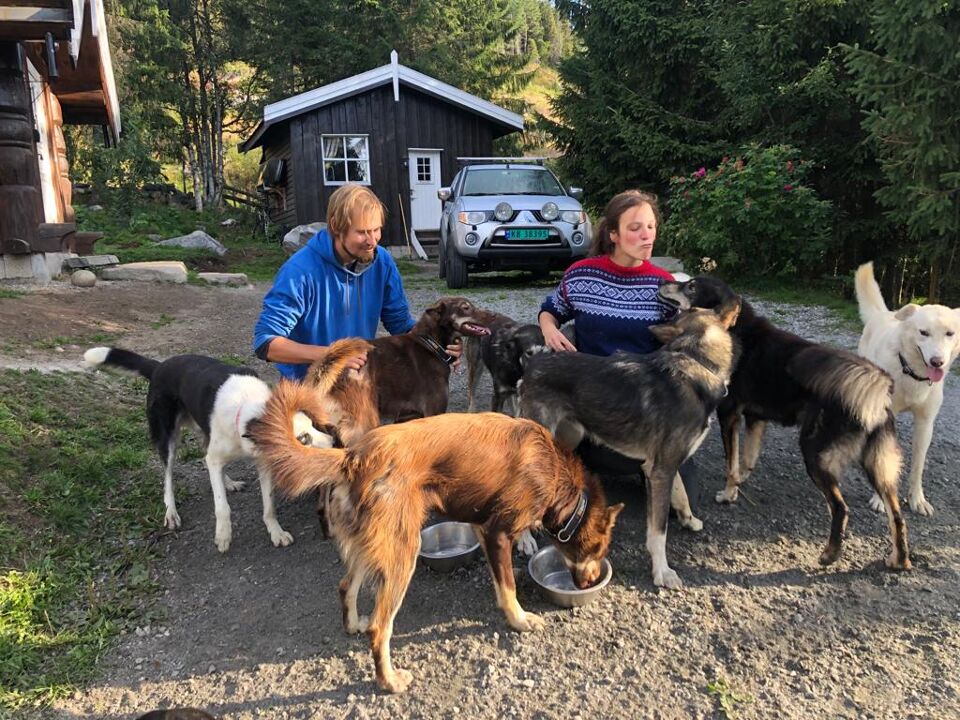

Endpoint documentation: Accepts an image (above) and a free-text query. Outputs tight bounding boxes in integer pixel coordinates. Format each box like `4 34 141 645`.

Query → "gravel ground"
12 264 960 720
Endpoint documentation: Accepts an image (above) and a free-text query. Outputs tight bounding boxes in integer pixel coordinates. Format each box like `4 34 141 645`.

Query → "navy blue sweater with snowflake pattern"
540 256 676 356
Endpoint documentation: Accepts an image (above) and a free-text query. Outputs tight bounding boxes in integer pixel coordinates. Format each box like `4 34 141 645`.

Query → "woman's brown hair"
589 190 660 257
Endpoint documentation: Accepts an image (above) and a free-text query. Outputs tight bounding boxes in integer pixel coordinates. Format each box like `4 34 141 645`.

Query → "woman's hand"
345 351 368 370
544 326 577 352
446 339 463 370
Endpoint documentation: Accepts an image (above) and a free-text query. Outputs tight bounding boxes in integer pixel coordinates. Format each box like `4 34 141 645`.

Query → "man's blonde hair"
326 184 386 238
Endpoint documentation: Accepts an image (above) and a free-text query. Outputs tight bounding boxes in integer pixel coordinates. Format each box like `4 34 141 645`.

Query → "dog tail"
83 346 160 380
787 346 893 429
304 338 375 397
855 262 889 325
246 379 348 498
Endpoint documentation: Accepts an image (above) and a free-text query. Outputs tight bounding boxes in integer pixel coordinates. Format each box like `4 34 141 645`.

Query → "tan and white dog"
855 262 960 515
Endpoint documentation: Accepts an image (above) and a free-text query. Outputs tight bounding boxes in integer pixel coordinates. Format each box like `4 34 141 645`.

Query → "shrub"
663 145 834 276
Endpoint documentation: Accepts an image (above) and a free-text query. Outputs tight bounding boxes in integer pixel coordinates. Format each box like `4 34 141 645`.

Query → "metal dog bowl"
419 522 481 572
527 545 613 608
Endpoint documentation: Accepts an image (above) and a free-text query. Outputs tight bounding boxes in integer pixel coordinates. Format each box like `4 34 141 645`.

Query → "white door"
407 150 442 231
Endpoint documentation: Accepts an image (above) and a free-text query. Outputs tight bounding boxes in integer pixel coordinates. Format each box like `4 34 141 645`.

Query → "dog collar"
546 491 588 543
415 335 455 365
899 351 932 385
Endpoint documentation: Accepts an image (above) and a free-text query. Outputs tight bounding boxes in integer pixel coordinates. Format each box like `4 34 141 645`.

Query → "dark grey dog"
519 301 741 589
466 313 574 415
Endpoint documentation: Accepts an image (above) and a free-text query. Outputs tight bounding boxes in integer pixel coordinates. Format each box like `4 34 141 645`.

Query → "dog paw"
680 515 703 532
715 487 739 504
345 615 369 634
886 551 912 571
164 509 181 530
516 529 538 557
818 545 841 566
381 668 414 694
270 528 294 547
223 475 245 492
909 495 934 517
653 567 683 589
867 493 886 513
510 612 545 632
215 524 232 553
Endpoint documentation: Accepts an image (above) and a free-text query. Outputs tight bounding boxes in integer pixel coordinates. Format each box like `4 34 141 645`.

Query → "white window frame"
321 134 372 186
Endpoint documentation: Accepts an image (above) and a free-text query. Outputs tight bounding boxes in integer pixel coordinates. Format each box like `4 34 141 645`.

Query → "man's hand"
345 351 368 371
446 339 463 370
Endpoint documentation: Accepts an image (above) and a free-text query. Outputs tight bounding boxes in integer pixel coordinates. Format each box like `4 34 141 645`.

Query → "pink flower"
786 160 794 172
683 191 691 199
783 184 793 191
693 167 707 179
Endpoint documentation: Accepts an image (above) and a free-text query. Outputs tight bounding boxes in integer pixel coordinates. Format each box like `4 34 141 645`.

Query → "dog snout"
930 357 944 368
574 561 601 589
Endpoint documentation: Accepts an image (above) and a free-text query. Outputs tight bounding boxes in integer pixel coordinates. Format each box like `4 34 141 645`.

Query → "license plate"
506 228 550 240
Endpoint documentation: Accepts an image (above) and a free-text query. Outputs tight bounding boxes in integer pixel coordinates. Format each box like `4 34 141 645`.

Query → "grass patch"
731 274 861 328
707 677 753 718
151 314 175 329
0 370 164 710
0 289 24 300
32 333 118 351
76 200 287 282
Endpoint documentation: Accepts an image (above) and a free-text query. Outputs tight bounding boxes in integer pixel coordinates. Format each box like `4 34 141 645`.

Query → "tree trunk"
928 257 941 303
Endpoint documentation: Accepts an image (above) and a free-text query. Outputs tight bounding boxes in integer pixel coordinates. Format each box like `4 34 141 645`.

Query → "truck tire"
445 248 468 289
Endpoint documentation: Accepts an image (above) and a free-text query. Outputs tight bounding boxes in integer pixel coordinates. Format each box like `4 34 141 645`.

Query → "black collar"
415 335 455 365
899 351 932 385
544 491 588 543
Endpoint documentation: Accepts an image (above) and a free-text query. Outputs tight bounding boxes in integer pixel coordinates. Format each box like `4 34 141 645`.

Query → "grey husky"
519 300 741 588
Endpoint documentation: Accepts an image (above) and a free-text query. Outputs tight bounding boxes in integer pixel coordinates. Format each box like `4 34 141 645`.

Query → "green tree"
844 0 960 301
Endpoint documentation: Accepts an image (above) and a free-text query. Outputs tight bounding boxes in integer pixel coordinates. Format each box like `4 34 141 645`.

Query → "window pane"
346 136 368 160
416 157 431 182
322 136 344 159
325 160 346 183
347 160 368 183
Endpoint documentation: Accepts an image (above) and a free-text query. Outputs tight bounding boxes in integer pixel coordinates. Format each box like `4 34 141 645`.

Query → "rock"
147 234 163 243
220 218 238 226
101 261 188 284
70 269 97 287
86 204 104 211
197 272 248 287
283 222 326 255
156 230 228 256
63 255 119 270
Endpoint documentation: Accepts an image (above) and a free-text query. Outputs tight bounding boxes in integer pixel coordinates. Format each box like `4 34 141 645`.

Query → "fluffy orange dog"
248 380 622 694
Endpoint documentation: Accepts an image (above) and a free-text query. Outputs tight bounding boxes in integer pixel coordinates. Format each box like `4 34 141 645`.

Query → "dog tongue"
927 366 945 383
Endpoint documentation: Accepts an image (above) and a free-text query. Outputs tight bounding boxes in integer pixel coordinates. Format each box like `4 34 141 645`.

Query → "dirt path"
7 269 958 720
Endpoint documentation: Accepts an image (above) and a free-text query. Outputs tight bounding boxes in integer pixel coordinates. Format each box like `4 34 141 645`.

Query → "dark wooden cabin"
240 51 523 250
0 0 120 282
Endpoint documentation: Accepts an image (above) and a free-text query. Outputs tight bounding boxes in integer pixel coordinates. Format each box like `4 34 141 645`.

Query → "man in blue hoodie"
254 184 455 380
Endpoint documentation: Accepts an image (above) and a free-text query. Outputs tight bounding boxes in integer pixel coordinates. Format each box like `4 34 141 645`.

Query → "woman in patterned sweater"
537 189 690 481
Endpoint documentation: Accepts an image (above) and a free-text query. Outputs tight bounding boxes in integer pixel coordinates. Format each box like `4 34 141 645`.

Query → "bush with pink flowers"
663 145 833 276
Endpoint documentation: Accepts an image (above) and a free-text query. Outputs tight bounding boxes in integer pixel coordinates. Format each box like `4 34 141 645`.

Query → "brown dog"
247 380 623 694
304 296 497 425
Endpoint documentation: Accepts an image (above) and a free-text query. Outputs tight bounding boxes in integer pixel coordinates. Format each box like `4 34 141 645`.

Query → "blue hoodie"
253 229 415 380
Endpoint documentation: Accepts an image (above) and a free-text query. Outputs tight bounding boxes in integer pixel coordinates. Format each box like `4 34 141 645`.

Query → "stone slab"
63 255 120 270
197 272 249 286
101 261 188 284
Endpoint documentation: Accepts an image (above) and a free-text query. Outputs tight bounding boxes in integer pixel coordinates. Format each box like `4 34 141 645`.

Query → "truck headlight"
541 202 560 221
457 211 487 225
561 210 587 224
494 202 513 222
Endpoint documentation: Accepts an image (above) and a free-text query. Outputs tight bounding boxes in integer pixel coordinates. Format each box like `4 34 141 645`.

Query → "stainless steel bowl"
527 545 613 608
419 521 481 572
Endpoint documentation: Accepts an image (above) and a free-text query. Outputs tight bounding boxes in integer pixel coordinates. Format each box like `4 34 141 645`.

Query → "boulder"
71 269 97 287
156 230 228 257
282 222 326 255
197 272 249 287
101 261 188 284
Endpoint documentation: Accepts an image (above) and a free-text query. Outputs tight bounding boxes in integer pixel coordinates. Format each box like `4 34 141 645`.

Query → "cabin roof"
241 51 523 152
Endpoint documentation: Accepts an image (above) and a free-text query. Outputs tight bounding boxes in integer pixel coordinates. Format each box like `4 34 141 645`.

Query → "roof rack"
456 156 546 167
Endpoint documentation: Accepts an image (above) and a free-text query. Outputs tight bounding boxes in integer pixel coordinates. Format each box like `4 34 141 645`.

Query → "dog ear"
894 303 920 321
606 502 625 529
716 297 742 329
649 323 683 344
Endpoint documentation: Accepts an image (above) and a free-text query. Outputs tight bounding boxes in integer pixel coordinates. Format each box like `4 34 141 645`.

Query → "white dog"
855 262 960 515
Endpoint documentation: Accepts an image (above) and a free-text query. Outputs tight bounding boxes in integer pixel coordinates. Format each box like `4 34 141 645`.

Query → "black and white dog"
83 347 333 552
